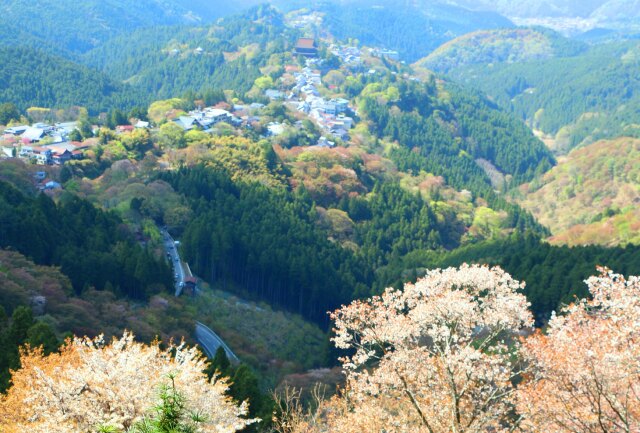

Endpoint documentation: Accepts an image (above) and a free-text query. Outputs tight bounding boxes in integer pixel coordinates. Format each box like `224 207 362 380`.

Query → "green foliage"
157 123 186 149
0 103 20 125
447 41 640 150
0 7 294 113
26 322 59 354
0 181 171 299
82 6 296 100
148 99 189 124
0 0 246 54
254 76 274 90
205 351 273 432
355 74 553 236
0 305 59 392
360 76 554 188
0 46 144 114
161 160 506 326
100 376 207 433
162 166 368 323
211 347 231 377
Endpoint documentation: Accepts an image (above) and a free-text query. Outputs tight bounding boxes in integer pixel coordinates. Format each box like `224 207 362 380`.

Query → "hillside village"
0 15 428 206
0 36 399 170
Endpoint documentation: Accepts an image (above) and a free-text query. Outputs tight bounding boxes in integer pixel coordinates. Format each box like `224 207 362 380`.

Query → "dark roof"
295 38 316 49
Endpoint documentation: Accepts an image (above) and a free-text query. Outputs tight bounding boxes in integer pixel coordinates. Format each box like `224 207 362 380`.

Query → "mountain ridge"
415 27 585 72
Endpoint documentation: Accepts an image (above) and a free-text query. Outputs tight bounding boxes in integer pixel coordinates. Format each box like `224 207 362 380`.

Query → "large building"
294 38 318 58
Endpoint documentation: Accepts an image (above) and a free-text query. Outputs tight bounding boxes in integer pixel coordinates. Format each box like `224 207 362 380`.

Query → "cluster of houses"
330 44 362 65
172 104 287 134
33 171 62 191
288 13 323 31
172 107 238 131
1 122 88 165
259 55 357 144
370 47 400 61
288 64 354 141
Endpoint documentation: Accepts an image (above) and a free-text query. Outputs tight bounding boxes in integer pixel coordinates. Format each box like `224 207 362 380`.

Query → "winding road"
160 228 239 364
195 321 240 364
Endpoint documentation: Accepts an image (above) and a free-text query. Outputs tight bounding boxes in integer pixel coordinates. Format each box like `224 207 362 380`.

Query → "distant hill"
316 0 514 62
0 0 254 54
445 0 640 20
445 0 640 34
0 46 143 113
590 0 640 30
81 5 293 99
517 137 640 246
0 6 292 112
590 0 640 20
416 27 585 72
0 0 186 53
444 41 640 152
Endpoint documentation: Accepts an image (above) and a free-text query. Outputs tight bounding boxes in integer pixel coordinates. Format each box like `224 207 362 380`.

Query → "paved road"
195 321 240 364
160 228 184 296
159 228 239 363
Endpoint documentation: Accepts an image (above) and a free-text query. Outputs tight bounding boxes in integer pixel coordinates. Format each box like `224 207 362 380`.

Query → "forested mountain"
0 0 256 54
448 0 609 18
2 3 640 430
355 74 555 190
128 66 556 325
416 27 586 72
0 180 171 299
0 6 292 113
316 0 513 62
81 5 294 99
516 137 640 246
443 41 640 152
0 46 144 113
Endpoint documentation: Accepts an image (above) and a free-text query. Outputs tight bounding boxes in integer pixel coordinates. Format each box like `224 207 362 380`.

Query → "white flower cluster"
0 332 255 433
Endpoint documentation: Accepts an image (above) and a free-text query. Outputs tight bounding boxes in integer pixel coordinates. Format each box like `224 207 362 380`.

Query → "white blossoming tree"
517 268 640 433
290 264 533 433
0 332 255 433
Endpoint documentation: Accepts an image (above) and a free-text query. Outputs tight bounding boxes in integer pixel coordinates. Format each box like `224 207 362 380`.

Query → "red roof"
184 276 197 284
296 38 316 49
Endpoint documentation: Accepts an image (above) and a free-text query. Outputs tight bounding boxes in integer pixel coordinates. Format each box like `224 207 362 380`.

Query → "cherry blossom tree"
290 264 533 433
517 268 640 433
0 332 255 433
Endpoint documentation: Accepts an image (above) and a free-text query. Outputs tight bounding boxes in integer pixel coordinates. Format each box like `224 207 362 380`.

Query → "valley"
0 1 640 432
